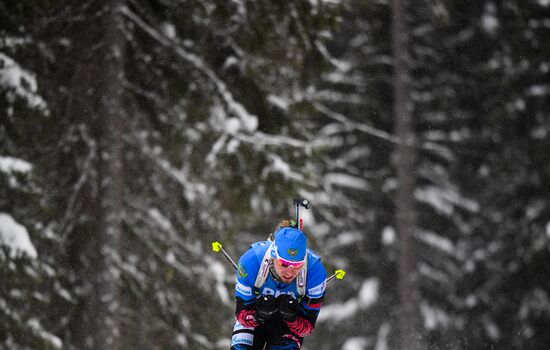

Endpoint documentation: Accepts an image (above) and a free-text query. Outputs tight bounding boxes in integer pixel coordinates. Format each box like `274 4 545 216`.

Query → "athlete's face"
273 259 302 283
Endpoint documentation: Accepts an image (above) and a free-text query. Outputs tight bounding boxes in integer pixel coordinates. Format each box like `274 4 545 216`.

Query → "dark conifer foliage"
307 0 550 349
1 0 341 349
1 0 550 349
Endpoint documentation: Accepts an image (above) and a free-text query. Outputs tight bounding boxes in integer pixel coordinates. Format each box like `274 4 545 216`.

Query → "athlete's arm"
234 249 261 328
284 258 327 337
235 296 259 328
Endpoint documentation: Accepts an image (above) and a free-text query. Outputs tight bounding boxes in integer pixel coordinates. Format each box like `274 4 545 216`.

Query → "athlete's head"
272 227 306 283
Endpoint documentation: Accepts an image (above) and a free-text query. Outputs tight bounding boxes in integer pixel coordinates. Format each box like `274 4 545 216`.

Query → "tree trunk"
83 1 126 348
391 0 424 349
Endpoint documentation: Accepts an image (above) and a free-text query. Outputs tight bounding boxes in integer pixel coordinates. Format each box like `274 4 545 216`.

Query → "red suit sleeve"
284 295 324 337
236 309 260 328
284 317 314 337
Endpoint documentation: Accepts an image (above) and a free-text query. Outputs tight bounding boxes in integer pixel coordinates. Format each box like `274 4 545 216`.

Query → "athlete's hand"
277 294 299 322
254 294 277 324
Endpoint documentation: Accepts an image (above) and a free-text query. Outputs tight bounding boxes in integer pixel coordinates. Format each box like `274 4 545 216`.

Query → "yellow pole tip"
335 269 346 279
212 242 222 252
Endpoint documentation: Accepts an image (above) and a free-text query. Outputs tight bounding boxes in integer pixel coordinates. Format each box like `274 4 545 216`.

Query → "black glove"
277 294 299 322
254 294 277 324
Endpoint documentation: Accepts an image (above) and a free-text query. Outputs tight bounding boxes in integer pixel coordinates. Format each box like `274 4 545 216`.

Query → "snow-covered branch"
0 53 48 113
120 6 258 134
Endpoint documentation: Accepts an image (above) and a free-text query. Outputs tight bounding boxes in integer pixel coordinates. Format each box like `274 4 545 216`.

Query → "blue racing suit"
231 241 327 350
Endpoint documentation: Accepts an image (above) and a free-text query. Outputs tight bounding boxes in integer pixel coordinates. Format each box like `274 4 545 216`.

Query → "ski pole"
212 241 238 270
326 269 346 284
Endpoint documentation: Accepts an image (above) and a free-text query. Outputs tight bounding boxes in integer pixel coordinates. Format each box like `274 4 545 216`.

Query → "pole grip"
326 269 346 283
212 241 238 270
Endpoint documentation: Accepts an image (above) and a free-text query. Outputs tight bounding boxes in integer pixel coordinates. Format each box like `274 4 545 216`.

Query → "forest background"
1 0 550 349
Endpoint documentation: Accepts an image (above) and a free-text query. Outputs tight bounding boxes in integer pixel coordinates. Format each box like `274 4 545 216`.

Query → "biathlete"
230 221 327 350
